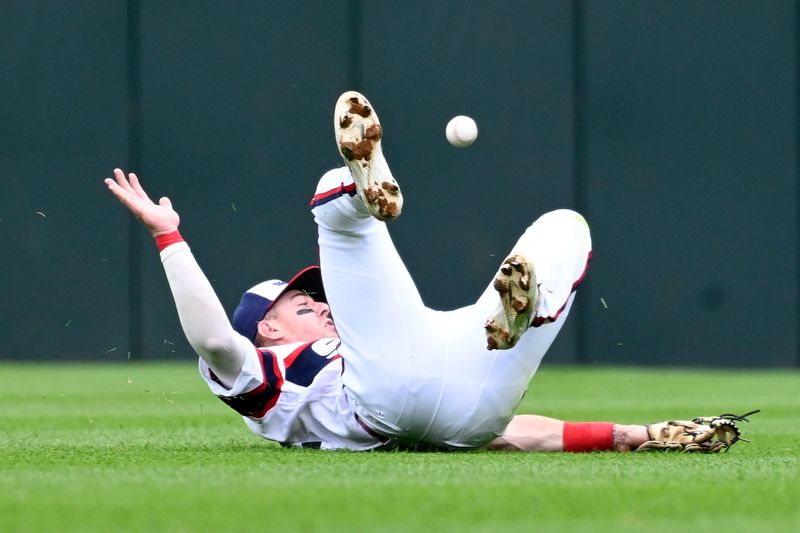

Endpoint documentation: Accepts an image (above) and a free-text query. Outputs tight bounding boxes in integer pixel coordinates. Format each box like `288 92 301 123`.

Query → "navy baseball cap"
232 266 326 342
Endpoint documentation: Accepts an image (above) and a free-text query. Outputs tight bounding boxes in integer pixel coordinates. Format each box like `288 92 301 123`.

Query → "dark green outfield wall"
1 1 796 366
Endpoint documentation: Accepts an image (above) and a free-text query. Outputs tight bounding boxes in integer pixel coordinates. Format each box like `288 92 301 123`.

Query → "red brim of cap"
272 266 326 310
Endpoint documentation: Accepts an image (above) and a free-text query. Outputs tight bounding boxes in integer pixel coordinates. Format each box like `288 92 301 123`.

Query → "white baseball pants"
311 167 592 448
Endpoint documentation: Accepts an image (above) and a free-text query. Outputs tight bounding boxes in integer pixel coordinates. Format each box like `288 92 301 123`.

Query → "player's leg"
310 93 444 434
310 92 429 350
458 209 591 361
310 166 433 354
486 415 649 452
432 209 592 447
485 209 591 351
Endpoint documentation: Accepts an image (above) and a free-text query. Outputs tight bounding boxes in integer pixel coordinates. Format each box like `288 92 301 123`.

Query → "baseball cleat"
484 253 539 350
334 91 403 221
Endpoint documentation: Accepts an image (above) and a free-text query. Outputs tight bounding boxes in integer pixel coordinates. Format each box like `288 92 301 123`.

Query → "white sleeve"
159 241 253 386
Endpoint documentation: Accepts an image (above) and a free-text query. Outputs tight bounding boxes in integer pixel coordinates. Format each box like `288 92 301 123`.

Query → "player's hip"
342 367 530 447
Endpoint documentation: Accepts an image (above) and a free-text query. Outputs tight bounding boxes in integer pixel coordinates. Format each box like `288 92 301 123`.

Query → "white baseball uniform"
160 241 383 451
162 166 591 450
309 166 591 448
199 338 384 450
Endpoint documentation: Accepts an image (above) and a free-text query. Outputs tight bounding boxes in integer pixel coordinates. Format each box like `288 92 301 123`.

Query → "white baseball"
446 115 478 148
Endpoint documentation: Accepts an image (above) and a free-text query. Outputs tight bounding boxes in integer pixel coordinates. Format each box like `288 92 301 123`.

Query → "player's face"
265 290 338 343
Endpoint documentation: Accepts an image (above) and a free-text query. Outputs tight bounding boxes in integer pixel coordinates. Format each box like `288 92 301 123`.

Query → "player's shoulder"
258 338 342 389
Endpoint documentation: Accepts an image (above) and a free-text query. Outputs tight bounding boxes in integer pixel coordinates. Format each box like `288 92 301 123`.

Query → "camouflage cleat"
484 253 539 350
334 91 403 221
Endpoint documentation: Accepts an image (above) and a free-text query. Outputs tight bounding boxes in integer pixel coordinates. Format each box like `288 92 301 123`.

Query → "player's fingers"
110 168 137 196
128 172 153 201
105 172 148 213
113 168 129 187
105 178 138 210
159 196 172 209
106 171 139 202
105 176 127 196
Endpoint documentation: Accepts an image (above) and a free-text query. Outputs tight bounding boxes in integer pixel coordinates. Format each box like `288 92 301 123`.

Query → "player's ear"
257 319 283 341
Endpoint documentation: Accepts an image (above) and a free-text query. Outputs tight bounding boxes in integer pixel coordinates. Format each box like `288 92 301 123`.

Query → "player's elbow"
187 333 240 362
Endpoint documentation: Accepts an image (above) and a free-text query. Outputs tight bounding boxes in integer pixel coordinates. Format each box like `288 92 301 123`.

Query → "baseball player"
104 91 753 454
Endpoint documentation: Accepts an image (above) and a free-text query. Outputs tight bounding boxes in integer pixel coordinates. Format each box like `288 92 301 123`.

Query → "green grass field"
0 363 797 532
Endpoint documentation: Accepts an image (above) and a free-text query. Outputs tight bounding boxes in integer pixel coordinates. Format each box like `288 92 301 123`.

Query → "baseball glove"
635 410 760 453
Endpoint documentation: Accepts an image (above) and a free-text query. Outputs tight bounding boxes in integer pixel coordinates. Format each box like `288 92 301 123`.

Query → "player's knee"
314 166 353 196
538 209 590 237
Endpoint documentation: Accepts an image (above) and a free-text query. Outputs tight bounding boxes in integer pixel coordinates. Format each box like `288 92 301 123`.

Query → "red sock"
562 422 615 452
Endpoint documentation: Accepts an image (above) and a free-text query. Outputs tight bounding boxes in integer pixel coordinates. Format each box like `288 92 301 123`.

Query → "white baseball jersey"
199 338 384 450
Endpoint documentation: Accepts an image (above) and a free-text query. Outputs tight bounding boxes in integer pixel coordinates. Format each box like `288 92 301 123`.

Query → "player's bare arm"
104 169 251 386
487 415 649 452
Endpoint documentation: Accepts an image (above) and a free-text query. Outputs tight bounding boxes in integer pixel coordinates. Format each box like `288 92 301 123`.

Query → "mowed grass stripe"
0 363 797 532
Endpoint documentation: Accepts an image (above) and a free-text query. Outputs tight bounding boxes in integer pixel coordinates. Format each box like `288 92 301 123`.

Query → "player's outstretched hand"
105 168 180 237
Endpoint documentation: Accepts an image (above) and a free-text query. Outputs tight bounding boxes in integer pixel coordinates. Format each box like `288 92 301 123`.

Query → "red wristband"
562 422 615 452
154 230 184 252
